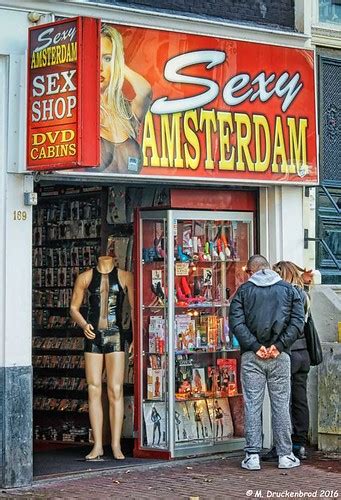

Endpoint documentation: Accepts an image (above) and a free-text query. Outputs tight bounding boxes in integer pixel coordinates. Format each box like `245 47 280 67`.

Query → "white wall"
259 185 307 267
0 7 36 367
0 55 7 367
3 175 34 367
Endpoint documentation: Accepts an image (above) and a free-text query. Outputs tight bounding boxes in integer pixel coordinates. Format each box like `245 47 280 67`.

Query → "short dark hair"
247 254 270 273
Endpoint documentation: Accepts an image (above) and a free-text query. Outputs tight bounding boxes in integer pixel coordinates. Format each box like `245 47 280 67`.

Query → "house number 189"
13 210 27 221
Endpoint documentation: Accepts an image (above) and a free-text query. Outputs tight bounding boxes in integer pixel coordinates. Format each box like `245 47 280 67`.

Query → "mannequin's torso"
70 256 134 352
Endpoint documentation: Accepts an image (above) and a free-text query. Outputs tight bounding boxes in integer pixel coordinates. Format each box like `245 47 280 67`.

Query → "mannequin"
70 256 133 460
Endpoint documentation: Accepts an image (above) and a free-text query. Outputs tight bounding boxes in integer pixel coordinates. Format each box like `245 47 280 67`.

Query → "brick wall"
108 0 295 30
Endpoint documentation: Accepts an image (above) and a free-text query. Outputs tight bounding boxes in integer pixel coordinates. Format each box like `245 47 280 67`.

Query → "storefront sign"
27 17 100 171
68 22 317 184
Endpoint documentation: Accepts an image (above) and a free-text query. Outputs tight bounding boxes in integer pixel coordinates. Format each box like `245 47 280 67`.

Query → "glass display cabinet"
134 210 254 458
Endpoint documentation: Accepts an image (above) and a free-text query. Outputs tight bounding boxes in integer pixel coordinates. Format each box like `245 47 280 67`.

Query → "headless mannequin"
70 256 134 460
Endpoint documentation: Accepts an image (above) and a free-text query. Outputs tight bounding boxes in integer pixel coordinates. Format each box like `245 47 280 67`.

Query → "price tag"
175 263 189 276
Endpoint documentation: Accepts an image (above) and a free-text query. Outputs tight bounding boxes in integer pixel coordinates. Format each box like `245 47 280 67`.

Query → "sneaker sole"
241 464 261 471
278 462 300 469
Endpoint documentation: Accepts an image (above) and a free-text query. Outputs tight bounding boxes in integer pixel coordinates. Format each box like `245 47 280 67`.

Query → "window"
319 0 341 24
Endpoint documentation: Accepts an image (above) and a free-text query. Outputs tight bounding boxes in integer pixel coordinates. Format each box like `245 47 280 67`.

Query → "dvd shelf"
32 186 103 444
136 210 254 458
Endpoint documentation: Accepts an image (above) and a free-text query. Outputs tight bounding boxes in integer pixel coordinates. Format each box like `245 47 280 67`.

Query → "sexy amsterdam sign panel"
27 17 100 171
142 30 317 184
77 23 317 184
28 18 318 183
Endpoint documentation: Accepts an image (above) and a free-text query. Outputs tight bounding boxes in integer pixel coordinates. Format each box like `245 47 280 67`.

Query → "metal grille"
316 186 341 284
320 57 341 182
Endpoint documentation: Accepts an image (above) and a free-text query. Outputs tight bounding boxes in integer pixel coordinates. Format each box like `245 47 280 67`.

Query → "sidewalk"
0 451 340 499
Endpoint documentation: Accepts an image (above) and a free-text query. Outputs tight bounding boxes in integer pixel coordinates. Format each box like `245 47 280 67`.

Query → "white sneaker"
241 453 261 470
278 452 300 469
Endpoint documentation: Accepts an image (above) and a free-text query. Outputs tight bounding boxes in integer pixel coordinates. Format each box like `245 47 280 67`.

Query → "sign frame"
26 16 100 171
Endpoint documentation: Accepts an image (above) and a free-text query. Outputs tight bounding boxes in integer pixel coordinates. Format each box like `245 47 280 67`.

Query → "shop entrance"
31 181 151 477
31 180 258 477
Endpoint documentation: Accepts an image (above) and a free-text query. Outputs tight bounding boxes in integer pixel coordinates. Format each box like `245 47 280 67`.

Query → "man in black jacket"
229 255 305 471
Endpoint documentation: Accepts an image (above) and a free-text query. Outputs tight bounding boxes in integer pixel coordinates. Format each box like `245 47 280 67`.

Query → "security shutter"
319 56 341 182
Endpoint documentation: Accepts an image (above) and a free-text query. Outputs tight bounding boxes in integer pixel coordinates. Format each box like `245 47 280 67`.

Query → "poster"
62 22 317 184
143 402 167 448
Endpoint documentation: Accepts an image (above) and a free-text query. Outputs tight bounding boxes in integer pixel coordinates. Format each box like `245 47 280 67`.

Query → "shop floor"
33 445 158 479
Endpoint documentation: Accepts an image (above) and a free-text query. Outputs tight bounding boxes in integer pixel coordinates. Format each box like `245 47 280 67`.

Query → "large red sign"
78 23 316 184
27 17 100 171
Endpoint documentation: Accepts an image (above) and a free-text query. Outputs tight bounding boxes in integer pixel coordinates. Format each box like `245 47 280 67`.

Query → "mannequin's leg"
84 352 104 459
105 351 125 459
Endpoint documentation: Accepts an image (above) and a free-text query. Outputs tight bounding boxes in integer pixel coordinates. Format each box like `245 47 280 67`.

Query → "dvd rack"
32 186 103 444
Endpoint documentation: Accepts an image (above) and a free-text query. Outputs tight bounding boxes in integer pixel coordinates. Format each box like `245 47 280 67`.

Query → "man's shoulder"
237 280 291 293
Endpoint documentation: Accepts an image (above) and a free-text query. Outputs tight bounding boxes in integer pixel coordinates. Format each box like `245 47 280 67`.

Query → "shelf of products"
136 210 254 457
32 188 103 445
32 185 138 446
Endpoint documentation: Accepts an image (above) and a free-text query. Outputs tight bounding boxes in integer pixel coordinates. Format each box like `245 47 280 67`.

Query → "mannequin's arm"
125 271 134 326
118 270 134 360
70 270 95 339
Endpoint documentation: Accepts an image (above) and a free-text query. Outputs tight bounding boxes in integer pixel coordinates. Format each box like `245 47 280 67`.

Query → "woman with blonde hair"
99 24 152 174
270 261 311 460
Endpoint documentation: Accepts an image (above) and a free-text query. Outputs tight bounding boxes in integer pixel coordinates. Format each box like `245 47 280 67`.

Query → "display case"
135 210 254 458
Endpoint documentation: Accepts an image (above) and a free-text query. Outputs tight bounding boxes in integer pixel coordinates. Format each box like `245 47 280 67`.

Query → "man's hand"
256 346 269 359
267 345 280 358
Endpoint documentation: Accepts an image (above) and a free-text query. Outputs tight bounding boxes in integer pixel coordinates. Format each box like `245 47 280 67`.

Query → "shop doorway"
32 181 139 477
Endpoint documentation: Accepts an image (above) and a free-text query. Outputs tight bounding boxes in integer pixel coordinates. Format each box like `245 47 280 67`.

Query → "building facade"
0 0 323 488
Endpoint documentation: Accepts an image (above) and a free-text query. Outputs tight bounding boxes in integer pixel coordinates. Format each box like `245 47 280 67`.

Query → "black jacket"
229 270 305 354
290 286 308 351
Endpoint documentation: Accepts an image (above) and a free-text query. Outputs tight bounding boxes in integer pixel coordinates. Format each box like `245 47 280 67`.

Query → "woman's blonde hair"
273 261 305 288
100 24 137 140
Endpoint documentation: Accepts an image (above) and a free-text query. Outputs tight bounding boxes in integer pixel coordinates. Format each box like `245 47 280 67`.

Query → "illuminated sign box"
28 18 317 184
27 16 100 171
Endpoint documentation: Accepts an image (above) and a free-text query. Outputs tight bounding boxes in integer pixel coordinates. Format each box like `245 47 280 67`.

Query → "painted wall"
0 9 35 367
0 8 37 487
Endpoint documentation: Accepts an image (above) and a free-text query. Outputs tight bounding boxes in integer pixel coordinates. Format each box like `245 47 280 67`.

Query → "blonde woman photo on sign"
99 24 152 174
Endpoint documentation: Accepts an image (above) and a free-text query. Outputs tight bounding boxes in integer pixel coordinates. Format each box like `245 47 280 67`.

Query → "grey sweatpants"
241 351 292 456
